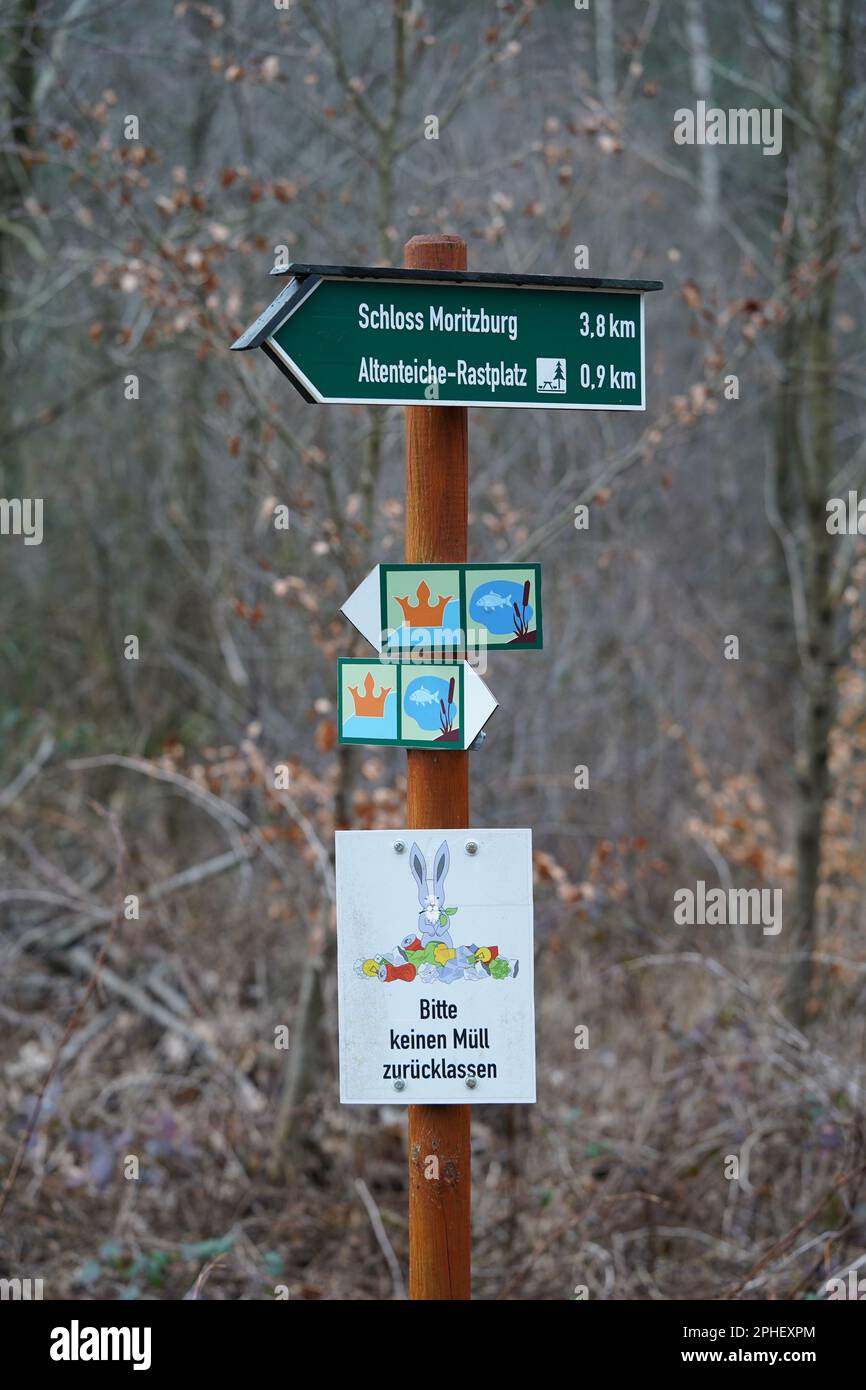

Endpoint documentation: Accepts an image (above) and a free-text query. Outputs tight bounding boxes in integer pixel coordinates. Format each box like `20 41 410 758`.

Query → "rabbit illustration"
409 839 454 948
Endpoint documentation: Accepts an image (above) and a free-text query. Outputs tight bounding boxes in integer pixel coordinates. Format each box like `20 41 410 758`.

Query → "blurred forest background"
2 0 866 1301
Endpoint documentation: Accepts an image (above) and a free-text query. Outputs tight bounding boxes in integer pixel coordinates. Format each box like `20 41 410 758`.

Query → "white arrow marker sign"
337 657 497 750
342 561 543 659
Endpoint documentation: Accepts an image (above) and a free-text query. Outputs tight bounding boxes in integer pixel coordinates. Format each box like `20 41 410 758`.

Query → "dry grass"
3 779 865 1301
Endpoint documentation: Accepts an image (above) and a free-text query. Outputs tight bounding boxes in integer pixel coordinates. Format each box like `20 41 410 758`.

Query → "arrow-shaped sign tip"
340 567 381 651
464 663 498 747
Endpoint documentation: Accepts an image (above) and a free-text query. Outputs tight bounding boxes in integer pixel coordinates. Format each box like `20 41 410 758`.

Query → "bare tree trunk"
0 0 40 498
783 0 853 1023
685 0 720 247
773 0 803 553
270 5 412 1165
594 0 616 111
269 905 328 1174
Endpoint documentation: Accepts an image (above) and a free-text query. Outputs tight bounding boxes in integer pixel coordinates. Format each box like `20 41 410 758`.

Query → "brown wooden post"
404 233 471 1300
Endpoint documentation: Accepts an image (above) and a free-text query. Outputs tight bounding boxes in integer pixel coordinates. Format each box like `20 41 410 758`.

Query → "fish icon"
409 685 438 706
475 589 511 611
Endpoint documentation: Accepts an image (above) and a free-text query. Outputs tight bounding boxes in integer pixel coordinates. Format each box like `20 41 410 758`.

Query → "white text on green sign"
231 267 662 411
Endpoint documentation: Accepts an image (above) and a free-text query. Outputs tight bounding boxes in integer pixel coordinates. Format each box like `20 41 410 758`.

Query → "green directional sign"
231 264 662 411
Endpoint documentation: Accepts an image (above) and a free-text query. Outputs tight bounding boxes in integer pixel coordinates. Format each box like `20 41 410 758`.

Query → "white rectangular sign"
336 828 536 1104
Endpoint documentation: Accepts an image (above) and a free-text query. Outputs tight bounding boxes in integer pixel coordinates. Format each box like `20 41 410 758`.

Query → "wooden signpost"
232 233 660 1302
403 233 472 1300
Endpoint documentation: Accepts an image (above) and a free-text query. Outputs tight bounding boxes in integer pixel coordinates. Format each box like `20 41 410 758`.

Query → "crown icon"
395 580 453 627
349 670 392 718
